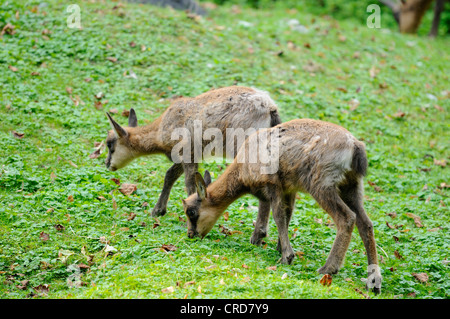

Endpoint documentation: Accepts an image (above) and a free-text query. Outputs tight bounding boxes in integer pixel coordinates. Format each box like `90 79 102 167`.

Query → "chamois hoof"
281 253 295 265
250 234 264 246
151 207 166 217
317 264 339 275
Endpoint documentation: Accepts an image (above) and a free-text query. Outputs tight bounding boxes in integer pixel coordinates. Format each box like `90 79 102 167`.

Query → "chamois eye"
186 209 196 218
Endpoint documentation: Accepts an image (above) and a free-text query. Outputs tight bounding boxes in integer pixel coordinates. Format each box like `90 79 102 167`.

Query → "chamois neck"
128 117 164 155
206 165 246 214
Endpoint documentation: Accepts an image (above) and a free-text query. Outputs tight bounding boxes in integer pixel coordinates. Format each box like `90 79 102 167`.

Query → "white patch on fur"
109 143 135 170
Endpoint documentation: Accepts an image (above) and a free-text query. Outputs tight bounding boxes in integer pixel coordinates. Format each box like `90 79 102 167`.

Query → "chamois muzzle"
187 229 199 239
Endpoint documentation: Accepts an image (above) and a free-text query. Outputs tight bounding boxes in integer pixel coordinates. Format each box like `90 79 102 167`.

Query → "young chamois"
182 119 382 293
104 86 281 217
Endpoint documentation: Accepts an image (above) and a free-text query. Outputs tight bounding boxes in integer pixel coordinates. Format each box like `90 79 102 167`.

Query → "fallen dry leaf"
54 224 65 232
405 213 423 228
161 244 177 252
267 266 277 271
387 211 397 219
368 181 382 192
11 131 24 139
17 280 29 290
127 212 136 221
67 195 74 202
433 159 446 167
68 160 78 168
111 178 121 185
119 183 137 196
1 23 15 36
39 232 49 241
296 251 305 259
242 264 249 269
394 250 403 260
77 263 90 269
223 211 229 221
183 280 195 288
393 111 406 118
369 65 379 78
106 57 118 63
8 65 18 72
386 222 395 229
89 141 105 159
33 284 49 295
349 98 360 111
411 272 428 283
161 286 174 293
94 100 103 110
219 224 232 236
319 274 332 286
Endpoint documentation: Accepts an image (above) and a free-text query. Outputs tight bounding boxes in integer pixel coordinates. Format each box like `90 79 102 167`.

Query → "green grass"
0 0 448 299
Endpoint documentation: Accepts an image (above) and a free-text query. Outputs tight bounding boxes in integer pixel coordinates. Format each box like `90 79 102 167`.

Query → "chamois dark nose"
187 230 197 238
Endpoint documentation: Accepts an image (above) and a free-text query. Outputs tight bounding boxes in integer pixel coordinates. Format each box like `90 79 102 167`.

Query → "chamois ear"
194 172 207 200
128 108 138 127
106 112 128 138
203 170 211 187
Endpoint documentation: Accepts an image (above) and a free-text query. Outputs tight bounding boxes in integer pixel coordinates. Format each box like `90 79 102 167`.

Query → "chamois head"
105 109 138 171
182 171 216 239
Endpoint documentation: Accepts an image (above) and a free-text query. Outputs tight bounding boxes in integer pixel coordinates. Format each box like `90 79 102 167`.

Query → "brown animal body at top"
104 86 281 217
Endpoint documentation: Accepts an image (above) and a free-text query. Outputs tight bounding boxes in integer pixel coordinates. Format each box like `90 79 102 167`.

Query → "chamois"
104 86 281 217
182 119 382 293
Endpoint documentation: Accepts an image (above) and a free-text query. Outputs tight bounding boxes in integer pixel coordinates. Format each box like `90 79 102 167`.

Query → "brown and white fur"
182 119 382 293
104 86 281 217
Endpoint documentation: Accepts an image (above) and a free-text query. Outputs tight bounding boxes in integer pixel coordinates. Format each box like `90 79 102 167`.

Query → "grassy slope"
0 0 448 299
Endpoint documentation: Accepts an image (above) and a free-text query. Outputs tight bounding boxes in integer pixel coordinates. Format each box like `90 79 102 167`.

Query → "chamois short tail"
351 143 368 177
270 110 282 127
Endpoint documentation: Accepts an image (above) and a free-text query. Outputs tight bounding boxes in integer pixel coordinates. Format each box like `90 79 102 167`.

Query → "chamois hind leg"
311 187 356 275
183 162 199 195
152 163 184 217
277 193 296 253
340 178 382 293
250 200 271 246
269 187 295 265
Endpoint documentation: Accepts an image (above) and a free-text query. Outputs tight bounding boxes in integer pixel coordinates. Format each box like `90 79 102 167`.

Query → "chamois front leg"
183 163 199 195
152 163 184 217
270 188 295 265
250 200 271 246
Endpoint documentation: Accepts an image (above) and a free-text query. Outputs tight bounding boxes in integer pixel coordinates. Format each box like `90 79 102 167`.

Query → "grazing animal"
182 119 382 293
104 86 281 217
